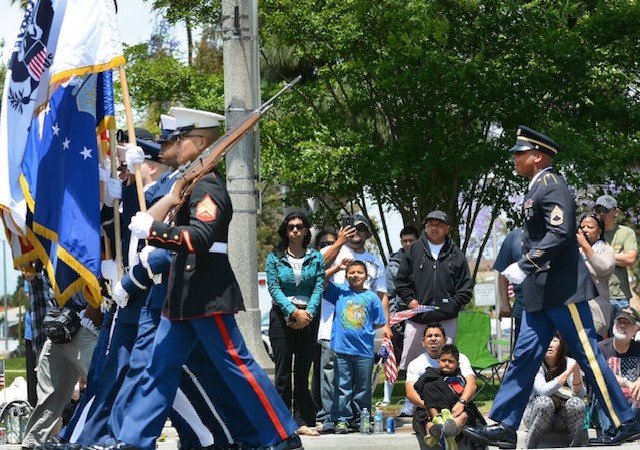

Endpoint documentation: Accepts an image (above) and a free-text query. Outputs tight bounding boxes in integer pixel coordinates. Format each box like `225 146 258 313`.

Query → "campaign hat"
510 125 562 157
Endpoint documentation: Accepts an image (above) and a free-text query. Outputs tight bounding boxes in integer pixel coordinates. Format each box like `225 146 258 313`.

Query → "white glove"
101 259 120 285
104 178 122 207
112 281 129 308
502 262 527 284
99 166 110 182
100 296 113 314
78 310 98 335
125 144 145 171
129 212 154 239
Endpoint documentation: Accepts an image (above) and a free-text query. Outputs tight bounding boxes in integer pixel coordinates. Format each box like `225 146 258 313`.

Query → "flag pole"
118 66 146 213
108 128 124 278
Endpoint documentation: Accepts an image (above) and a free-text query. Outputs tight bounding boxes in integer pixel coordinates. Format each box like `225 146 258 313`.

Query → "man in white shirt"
316 214 391 432
406 323 477 448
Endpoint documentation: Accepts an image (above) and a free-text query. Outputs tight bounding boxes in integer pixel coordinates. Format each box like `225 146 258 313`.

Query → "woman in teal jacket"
266 212 326 436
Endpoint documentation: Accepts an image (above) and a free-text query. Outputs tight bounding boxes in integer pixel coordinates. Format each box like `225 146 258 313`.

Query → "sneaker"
430 414 445 442
321 421 335 434
440 409 458 438
335 421 349 434
375 401 389 407
423 433 438 447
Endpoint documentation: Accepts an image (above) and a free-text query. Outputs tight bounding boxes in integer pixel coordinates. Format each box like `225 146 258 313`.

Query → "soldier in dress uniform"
464 126 640 448
112 108 301 450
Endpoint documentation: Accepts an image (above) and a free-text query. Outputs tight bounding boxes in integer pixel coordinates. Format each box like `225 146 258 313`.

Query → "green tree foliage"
259 0 640 257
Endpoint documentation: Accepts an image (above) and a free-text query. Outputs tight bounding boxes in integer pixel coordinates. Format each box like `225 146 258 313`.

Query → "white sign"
474 283 496 307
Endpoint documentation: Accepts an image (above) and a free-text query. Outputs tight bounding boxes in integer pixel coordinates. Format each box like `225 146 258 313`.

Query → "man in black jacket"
395 210 473 416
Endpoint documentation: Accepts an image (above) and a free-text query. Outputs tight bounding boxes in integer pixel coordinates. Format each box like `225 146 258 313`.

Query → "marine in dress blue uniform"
464 126 640 448
114 108 300 450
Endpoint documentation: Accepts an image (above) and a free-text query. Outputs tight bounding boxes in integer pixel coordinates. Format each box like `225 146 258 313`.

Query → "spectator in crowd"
522 333 587 448
317 215 391 432
21 291 101 449
414 344 484 449
593 307 640 436
311 229 338 411
266 212 325 437
323 260 386 434
577 212 615 340
593 195 638 332
395 210 473 417
493 227 526 345
405 323 481 449
22 262 57 408
381 226 419 406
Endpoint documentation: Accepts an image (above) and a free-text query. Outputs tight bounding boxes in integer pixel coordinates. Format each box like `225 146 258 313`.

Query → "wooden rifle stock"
168 76 301 219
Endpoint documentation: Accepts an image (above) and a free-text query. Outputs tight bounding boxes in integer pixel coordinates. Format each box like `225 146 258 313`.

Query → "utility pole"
222 0 272 368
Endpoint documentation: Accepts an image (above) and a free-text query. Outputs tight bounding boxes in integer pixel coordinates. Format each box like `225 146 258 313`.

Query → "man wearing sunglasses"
594 195 638 333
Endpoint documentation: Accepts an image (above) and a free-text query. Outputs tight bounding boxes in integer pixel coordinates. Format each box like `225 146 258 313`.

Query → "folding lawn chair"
455 310 510 400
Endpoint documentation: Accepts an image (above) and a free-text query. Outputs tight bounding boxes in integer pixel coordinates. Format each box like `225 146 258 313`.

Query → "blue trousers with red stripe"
490 301 634 430
118 314 298 450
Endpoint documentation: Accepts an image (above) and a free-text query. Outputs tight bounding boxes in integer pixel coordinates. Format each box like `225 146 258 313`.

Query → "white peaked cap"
169 107 225 132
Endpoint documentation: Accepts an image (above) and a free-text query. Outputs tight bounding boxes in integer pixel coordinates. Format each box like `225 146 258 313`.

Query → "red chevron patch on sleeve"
195 194 218 222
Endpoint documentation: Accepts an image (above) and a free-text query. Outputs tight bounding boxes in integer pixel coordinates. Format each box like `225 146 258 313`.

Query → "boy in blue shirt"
324 260 387 434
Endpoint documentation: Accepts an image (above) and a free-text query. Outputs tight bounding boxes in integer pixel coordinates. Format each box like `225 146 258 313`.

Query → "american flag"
0 360 5 388
377 337 398 383
389 305 437 326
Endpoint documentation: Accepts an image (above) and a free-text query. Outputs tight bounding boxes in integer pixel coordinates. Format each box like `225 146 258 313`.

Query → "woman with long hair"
266 212 326 436
522 333 587 448
577 212 616 339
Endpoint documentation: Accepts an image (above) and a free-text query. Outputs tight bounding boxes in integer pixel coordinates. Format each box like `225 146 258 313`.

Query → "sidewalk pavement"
1 418 638 450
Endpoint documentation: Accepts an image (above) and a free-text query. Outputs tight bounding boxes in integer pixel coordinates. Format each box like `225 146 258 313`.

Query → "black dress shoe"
588 420 640 446
263 434 303 450
462 423 517 449
39 444 83 450
101 441 140 450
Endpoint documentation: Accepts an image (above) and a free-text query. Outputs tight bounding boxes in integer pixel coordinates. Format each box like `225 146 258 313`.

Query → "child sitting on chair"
324 259 387 434
414 344 484 449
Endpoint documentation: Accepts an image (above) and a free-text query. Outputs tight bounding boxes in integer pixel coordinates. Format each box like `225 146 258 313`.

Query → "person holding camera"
316 214 392 432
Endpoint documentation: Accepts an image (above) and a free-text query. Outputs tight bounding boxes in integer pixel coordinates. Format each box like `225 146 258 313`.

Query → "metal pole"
3 240 7 351
222 0 272 368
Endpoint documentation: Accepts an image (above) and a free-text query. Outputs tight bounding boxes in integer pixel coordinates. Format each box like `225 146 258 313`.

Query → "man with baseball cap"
464 126 640 448
394 209 473 417
594 194 638 332
592 307 640 436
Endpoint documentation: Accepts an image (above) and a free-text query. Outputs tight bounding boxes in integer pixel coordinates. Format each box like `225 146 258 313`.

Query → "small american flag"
389 305 437 326
508 282 515 299
378 337 398 383
0 360 5 388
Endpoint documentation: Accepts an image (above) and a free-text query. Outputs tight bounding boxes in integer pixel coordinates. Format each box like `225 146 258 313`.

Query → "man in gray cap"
395 209 473 417
594 194 638 331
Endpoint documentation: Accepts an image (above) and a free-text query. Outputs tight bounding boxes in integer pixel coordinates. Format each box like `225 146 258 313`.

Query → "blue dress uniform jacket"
518 169 597 311
147 171 244 319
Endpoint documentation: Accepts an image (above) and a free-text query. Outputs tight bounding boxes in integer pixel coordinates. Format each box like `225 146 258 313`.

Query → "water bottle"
360 408 371 434
373 406 384 434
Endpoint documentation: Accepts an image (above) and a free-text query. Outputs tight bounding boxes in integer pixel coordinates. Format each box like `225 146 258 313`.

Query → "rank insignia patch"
196 195 217 222
550 205 564 226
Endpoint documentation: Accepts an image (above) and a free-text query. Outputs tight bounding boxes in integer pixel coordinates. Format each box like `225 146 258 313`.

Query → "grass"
4 357 27 388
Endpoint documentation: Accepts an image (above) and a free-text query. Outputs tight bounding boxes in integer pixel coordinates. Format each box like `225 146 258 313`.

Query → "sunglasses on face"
317 240 335 249
594 206 612 214
355 225 369 233
287 223 307 231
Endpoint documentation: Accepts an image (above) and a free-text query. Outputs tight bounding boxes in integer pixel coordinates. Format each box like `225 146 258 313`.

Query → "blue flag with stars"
21 73 103 305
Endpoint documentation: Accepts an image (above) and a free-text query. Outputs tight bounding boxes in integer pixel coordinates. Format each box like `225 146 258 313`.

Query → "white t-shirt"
317 245 387 341
406 351 474 383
